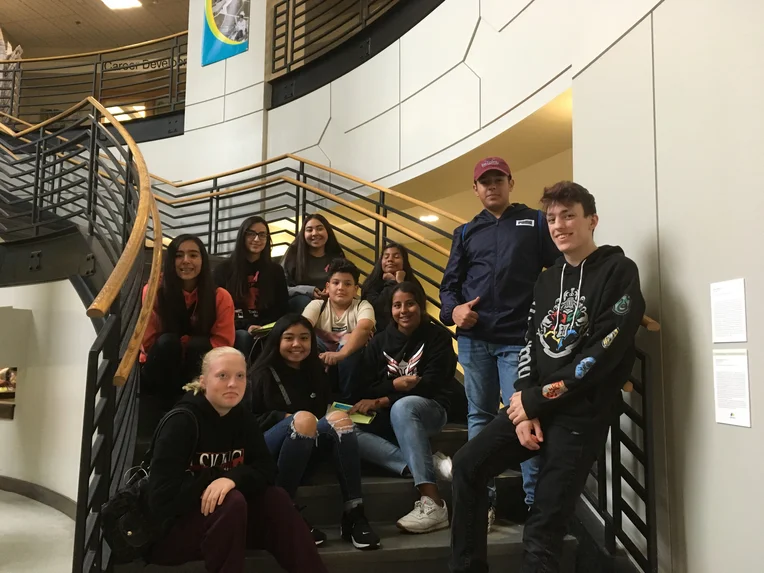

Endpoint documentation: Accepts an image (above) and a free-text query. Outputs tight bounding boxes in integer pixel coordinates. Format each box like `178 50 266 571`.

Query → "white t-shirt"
303 298 375 351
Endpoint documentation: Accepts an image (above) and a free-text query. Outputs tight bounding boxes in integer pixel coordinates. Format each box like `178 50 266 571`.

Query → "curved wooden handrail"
283 176 451 257
0 106 464 226
15 31 188 63
0 102 660 337
114 195 162 386
0 96 159 387
291 155 468 225
84 97 152 319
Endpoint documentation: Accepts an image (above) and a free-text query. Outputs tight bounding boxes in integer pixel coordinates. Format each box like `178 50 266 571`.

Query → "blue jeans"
316 337 364 403
264 414 363 502
458 336 540 506
356 395 447 486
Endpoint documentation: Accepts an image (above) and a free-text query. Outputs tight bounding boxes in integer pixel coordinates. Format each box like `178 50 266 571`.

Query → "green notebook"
329 401 376 424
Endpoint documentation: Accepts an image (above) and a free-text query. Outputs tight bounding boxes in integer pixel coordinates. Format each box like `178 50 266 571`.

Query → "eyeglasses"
244 231 268 242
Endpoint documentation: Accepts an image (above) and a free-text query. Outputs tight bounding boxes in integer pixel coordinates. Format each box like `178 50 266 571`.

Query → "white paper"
710 279 747 343
712 350 751 427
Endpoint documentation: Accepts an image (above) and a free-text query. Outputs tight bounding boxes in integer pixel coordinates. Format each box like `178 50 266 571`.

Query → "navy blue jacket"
439 204 560 345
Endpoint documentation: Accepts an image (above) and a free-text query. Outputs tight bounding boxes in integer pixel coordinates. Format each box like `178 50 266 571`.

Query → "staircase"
0 99 659 573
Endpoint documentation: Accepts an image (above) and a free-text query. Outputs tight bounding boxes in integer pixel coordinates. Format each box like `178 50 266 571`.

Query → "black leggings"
142 333 211 403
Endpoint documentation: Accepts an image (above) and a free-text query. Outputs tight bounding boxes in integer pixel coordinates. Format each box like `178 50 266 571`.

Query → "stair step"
118 520 577 573
296 471 522 527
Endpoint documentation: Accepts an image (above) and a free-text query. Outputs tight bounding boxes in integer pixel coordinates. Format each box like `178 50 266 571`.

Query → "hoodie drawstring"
553 260 586 345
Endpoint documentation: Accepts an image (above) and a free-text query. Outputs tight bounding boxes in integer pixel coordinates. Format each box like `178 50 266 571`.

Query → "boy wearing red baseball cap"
439 156 559 526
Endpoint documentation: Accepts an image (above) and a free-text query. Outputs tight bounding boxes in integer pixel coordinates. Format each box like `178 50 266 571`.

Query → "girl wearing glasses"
214 216 289 359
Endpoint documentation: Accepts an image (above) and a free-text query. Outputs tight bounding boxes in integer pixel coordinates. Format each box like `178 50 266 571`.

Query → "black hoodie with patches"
147 391 277 528
515 245 646 432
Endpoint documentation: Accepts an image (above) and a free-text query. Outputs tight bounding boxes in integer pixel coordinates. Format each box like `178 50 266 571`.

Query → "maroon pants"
150 486 327 573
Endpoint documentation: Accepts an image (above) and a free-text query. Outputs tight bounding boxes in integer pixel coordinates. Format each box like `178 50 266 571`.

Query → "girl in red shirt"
141 234 235 405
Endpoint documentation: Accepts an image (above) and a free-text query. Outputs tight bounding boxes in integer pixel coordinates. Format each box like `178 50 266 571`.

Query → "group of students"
139 155 646 573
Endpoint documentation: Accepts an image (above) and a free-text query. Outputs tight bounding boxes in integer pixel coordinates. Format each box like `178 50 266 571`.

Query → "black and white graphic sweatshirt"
148 391 276 527
515 245 646 431
361 320 457 411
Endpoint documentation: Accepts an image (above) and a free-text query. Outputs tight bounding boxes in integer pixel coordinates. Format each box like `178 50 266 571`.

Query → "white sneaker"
432 451 453 482
396 496 449 534
487 506 496 534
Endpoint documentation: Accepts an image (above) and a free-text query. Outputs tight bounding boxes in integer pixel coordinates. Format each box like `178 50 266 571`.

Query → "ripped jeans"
263 413 364 504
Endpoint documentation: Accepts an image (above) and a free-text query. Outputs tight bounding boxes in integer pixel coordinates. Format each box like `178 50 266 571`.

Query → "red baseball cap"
473 157 511 181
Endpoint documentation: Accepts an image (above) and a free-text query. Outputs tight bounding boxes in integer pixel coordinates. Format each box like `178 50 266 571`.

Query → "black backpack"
100 408 198 564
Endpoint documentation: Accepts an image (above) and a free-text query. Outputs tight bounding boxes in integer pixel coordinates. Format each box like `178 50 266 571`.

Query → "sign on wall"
202 0 251 66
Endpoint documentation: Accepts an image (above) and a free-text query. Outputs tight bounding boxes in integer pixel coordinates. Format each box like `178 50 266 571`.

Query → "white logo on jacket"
384 343 425 377
516 219 535 227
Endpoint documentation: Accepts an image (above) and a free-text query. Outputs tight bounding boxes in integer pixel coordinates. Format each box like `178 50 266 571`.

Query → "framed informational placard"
202 0 250 66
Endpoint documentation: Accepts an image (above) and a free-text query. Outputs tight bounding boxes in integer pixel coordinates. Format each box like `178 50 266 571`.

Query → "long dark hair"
391 281 429 328
157 234 217 336
282 214 344 284
361 242 419 298
250 314 325 383
225 216 276 309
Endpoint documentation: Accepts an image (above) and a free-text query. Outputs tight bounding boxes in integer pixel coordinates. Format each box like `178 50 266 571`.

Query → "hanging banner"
202 0 250 67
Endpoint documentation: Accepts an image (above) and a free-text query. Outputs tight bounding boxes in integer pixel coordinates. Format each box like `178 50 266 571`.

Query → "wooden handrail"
641 315 660 332
0 107 464 226
0 96 158 387
0 103 660 336
281 176 451 257
84 97 152 319
114 195 162 386
291 155 468 225
14 31 188 63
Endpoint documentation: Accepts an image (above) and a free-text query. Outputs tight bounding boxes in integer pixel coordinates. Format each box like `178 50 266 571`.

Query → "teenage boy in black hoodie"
440 157 560 519
449 181 646 573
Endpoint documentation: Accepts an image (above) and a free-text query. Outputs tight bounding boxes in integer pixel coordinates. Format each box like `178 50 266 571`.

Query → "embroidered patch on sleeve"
542 381 567 399
575 357 596 379
613 295 631 315
601 328 619 348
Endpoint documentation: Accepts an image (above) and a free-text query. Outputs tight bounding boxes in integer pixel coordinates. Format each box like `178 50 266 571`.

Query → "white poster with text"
713 349 751 428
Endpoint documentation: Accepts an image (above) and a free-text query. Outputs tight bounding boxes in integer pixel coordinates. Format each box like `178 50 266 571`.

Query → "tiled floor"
0 490 74 572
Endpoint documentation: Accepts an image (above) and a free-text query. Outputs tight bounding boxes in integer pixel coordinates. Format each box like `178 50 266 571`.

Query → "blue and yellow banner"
202 0 250 67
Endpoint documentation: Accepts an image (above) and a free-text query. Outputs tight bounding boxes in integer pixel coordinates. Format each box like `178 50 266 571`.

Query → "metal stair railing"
0 98 161 573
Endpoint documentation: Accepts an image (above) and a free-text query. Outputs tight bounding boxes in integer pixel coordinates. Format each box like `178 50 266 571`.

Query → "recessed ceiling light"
132 105 146 111
101 0 142 9
106 106 123 114
419 215 439 223
114 114 132 122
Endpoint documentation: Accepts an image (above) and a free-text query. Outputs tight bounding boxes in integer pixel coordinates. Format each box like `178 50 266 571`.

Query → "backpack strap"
269 367 292 407
461 223 468 242
142 408 199 469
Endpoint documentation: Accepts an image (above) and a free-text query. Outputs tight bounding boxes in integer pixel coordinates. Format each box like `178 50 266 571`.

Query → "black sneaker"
295 505 327 546
308 523 327 546
340 505 380 550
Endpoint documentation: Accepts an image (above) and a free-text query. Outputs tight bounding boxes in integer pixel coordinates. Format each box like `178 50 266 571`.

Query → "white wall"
574 1 764 571
0 281 95 502
135 0 662 189
138 0 268 183
265 0 662 191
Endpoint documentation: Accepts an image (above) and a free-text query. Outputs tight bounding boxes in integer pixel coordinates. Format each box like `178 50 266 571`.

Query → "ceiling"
329 90 573 247
0 0 189 59
393 90 573 206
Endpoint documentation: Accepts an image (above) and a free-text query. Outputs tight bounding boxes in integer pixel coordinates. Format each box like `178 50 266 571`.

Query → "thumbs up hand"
452 296 480 329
